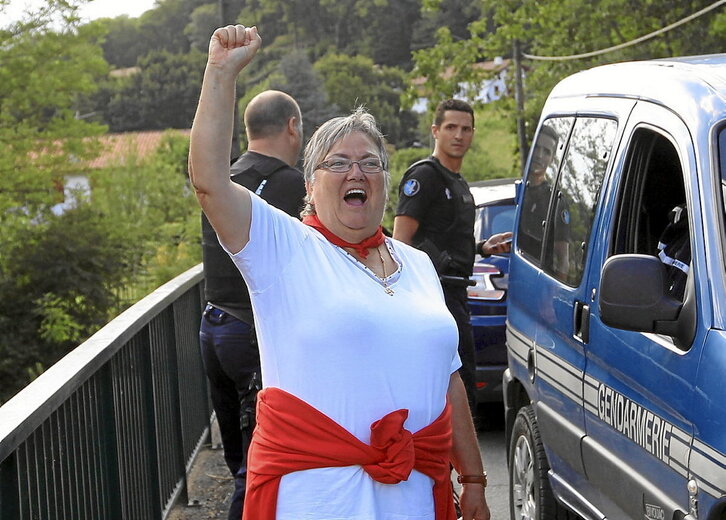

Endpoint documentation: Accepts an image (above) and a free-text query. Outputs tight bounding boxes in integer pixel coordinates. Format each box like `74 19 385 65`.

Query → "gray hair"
301 107 389 216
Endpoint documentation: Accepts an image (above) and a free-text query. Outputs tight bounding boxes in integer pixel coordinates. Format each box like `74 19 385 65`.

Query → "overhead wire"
522 0 726 61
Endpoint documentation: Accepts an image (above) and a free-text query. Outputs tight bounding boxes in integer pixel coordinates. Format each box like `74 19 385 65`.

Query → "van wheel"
509 405 574 520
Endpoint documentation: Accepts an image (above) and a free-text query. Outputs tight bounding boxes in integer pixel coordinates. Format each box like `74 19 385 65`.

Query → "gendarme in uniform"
395 156 475 277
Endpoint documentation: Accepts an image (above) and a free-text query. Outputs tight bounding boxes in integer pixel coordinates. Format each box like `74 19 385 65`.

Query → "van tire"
509 405 575 520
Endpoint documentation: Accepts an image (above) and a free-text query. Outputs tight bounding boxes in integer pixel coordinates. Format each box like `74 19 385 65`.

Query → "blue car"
467 178 517 403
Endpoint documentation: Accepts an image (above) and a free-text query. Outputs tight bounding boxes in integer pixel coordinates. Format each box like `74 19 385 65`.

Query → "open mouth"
343 188 368 206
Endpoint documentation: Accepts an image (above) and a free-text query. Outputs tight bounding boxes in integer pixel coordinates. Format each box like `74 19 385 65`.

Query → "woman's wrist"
457 472 488 487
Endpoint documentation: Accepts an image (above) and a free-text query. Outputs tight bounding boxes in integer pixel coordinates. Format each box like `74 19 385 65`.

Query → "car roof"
549 54 726 115
468 178 517 206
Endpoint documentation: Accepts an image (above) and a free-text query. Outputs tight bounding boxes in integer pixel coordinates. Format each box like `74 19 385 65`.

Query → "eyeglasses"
315 157 384 174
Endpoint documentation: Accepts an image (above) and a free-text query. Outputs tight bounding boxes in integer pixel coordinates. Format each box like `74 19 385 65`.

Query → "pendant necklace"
377 245 395 296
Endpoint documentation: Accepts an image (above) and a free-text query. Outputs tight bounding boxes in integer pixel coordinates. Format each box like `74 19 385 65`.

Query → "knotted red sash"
243 387 455 520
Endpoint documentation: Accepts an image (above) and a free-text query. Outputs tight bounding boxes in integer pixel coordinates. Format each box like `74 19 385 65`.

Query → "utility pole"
513 39 528 175
220 0 241 160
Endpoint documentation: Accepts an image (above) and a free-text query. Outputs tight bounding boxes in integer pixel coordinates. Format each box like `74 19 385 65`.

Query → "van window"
720 127 726 260
543 117 618 285
612 128 688 300
518 117 573 263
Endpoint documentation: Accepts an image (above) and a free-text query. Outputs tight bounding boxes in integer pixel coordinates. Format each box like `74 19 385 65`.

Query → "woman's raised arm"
189 25 261 254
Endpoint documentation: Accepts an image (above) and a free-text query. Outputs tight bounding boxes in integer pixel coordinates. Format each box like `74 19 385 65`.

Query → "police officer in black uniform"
394 99 511 421
200 90 306 520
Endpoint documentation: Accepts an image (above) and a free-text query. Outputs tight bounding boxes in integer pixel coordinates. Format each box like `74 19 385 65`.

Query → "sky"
5 0 158 24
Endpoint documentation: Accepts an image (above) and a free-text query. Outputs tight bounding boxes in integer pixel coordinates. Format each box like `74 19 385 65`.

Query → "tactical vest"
202 161 287 307
402 158 476 277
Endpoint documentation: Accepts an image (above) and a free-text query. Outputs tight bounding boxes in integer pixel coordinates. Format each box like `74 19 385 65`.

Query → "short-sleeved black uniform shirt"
395 156 475 278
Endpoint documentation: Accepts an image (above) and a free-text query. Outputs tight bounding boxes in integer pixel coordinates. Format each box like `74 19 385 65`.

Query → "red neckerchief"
302 215 384 259
244 387 456 520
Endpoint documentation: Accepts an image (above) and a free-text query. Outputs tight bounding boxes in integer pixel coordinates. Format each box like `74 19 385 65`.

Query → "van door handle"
573 300 590 343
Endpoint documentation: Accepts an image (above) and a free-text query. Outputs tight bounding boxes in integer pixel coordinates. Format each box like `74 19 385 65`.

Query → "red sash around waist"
242 387 455 520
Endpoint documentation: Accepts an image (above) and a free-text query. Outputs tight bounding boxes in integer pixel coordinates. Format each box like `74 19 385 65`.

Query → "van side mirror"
599 254 682 334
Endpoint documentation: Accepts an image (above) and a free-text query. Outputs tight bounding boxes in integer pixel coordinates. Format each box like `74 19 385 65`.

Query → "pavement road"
171 402 511 520
477 402 509 519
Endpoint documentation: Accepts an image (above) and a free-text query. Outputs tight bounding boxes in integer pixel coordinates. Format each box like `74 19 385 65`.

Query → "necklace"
377 245 395 296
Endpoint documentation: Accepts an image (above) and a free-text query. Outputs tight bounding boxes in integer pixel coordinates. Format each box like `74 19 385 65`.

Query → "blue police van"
504 56 726 519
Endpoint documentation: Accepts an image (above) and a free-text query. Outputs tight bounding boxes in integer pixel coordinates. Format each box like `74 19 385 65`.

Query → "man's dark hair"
244 91 301 140
433 99 475 128
539 124 558 145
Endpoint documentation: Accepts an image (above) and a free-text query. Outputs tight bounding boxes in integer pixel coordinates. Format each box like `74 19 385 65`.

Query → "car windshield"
474 203 516 243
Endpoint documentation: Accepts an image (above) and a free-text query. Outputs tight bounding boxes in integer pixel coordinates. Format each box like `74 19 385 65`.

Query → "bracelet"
456 473 487 486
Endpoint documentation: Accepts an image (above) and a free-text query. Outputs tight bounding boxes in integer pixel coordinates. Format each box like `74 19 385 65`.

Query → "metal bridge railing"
0 264 209 520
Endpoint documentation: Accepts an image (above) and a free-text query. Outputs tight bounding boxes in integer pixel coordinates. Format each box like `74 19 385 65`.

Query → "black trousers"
443 285 478 416
199 304 259 520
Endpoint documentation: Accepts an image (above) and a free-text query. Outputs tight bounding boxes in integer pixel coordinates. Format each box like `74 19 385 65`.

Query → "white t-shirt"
228 193 461 520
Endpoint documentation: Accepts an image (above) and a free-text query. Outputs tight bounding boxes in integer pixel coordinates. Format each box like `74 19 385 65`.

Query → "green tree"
269 51 340 143
409 0 726 151
100 49 207 131
185 3 219 52
92 15 145 68
0 1 131 403
365 0 422 68
89 131 200 293
0 1 108 238
238 0 422 66
0 204 137 402
0 1 203 402
314 53 418 147
87 0 210 69
135 0 210 56
411 0 483 51
0 130 199 404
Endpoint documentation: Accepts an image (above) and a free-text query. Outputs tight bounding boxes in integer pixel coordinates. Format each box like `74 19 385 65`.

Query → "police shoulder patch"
403 179 420 197
560 209 570 224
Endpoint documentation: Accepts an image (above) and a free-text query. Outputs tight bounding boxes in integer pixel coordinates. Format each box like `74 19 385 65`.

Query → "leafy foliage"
268 51 340 143
0 204 135 403
0 20 108 220
91 49 207 132
0 130 198 404
409 0 726 150
89 131 200 293
314 53 419 147
185 2 220 52
91 16 146 68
